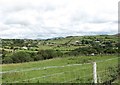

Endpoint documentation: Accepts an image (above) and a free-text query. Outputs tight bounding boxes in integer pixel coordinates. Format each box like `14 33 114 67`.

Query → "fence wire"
1 57 119 84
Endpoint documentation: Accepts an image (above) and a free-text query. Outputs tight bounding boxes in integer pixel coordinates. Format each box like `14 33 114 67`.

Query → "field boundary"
14 68 107 83
14 68 88 83
1 57 118 74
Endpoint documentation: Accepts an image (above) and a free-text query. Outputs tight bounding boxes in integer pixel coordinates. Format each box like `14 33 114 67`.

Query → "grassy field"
1 35 119 84
1 55 118 83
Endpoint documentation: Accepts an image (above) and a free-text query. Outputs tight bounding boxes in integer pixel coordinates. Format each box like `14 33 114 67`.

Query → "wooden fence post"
93 62 97 83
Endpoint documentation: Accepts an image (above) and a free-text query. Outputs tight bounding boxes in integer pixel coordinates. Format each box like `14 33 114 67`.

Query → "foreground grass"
1 55 119 83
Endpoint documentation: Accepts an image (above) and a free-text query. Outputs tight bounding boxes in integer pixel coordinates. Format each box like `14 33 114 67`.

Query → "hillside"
1 34 119 64
0 34 119 84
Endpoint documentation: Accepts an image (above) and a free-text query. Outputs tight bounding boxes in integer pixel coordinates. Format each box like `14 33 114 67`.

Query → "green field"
1 55 118 83
1 35 119 84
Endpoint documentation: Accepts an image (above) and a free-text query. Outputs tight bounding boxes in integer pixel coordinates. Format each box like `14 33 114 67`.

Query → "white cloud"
0 0 119 39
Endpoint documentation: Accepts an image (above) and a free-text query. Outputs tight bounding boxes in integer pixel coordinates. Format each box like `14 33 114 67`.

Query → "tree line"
2 49 63 64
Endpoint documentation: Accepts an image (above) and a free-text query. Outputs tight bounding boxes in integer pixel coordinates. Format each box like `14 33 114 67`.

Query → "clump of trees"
12 51 33 63
3 51 33 63
2 49 63 64
66 44 118 56
34 49 63 61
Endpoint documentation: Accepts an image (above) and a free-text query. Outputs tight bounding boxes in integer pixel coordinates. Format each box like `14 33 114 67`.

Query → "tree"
11 51 33 63
104 48 116 54
13 39 24 47
3 56 13 64
36 49 62 60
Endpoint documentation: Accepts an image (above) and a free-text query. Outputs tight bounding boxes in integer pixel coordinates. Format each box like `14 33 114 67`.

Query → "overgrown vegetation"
2 49 63 64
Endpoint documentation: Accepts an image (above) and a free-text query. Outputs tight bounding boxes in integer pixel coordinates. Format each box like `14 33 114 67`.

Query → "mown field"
1 55 119 83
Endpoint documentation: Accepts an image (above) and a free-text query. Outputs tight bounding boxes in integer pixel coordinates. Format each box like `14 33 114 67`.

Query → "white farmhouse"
22 47 28 50
91 53 95 56
75 41 79 43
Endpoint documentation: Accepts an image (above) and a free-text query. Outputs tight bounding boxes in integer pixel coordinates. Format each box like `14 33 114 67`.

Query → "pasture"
1 35 119 84
1 55 119 83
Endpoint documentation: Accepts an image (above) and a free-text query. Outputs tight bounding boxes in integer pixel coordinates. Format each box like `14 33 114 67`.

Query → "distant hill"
114 33 120 37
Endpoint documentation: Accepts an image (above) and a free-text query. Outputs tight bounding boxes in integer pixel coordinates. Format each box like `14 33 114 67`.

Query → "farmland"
0 34 119 84
1 55 119 83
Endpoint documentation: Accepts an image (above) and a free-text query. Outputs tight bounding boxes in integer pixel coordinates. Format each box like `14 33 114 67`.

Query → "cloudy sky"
0 0 119 39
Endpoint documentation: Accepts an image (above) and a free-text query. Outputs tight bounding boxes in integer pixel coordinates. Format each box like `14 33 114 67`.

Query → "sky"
0 0 119 39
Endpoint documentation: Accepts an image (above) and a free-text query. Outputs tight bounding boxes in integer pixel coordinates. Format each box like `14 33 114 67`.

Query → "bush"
66 47 96 56
34 54 44 61
2 49 63 64
3 56 13 64
11 51 33 63
36 49 62 60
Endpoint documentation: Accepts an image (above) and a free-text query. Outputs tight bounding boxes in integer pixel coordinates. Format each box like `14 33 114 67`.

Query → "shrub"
3 56 13 64
36 49 62 60
11 51 33 63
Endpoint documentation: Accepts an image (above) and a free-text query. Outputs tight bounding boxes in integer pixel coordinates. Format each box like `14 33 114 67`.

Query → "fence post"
93 62 97 83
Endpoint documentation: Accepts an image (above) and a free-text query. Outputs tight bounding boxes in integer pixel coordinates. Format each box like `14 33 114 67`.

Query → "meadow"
1 55 119 83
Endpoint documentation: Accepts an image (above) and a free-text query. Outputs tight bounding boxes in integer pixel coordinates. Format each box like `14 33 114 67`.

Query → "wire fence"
1 57 119 84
